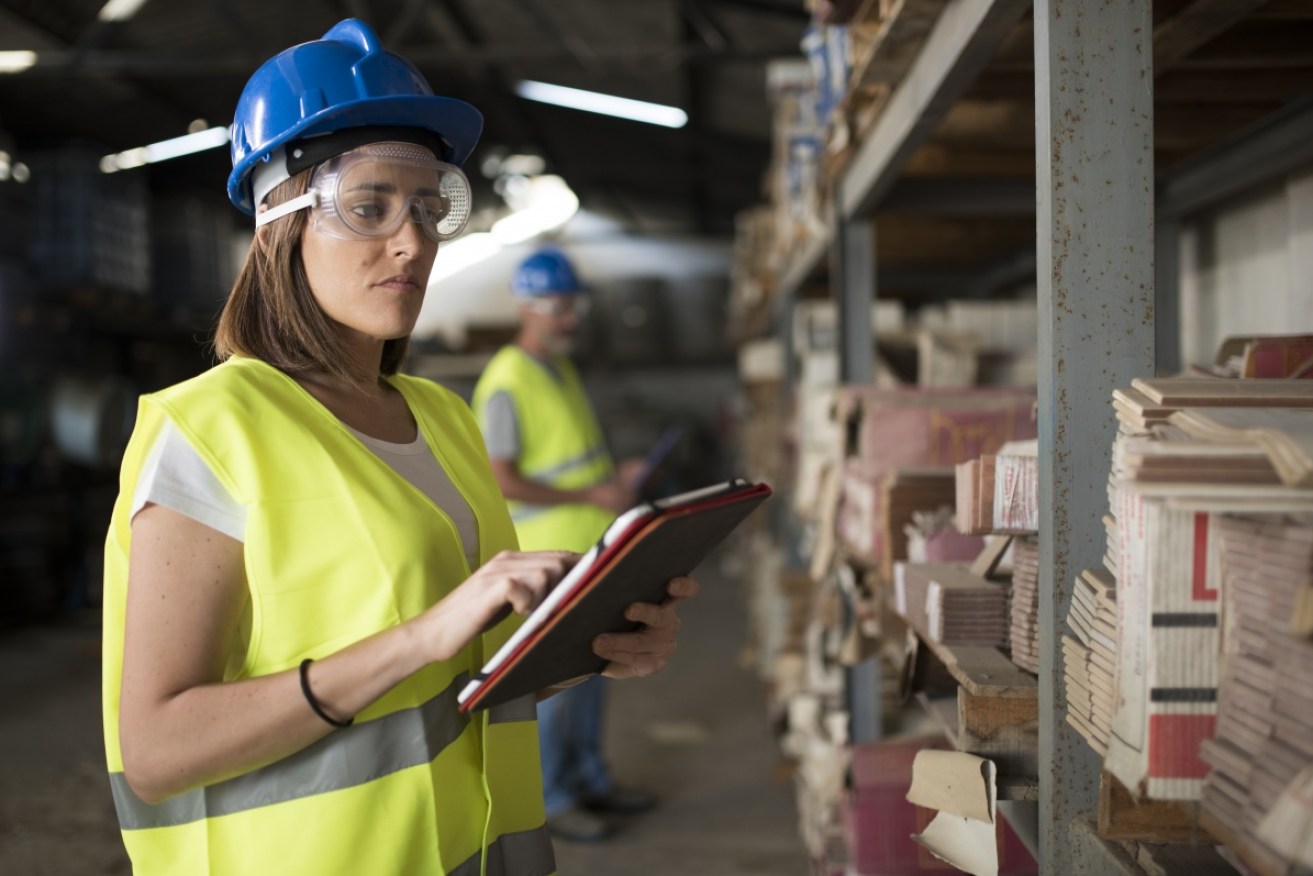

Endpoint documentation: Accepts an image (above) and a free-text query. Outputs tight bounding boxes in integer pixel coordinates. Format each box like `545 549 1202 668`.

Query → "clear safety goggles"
256 142 472 243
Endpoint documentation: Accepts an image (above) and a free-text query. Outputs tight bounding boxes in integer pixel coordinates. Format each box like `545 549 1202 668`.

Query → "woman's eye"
347 201 388 221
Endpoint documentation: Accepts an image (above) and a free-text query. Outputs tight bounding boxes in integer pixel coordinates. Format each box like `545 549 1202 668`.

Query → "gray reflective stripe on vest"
488 694 536 724
522 445 607 482
509 504 551 524
111 673 494 830
450 825 555 876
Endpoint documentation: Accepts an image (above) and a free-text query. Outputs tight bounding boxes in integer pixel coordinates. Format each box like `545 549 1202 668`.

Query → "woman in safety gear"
101 19 696 876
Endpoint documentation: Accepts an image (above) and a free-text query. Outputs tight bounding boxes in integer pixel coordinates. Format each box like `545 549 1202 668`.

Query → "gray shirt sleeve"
480 390 521 460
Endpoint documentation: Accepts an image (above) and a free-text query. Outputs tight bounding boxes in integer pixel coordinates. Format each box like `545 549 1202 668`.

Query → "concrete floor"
0 551 807 875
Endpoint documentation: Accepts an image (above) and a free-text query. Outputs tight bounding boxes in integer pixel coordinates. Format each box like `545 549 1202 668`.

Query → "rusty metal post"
1034 0 1155 870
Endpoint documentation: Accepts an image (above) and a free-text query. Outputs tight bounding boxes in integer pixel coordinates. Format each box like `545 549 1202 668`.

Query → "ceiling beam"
705 0 810 21
840 0 1032 218
1153 0 1271 73
2 43 797 77
515 0 601 71
683 0 732 50
0 4 195 127
384 0 437 46
1158 96 1313 218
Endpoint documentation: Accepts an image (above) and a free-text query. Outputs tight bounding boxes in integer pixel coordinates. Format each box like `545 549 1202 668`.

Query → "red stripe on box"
1148 713 1216 779
1192 513 1217 602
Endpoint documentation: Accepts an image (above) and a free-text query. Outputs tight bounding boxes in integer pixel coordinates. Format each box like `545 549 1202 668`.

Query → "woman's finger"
623 601 680 629
663 576 699 603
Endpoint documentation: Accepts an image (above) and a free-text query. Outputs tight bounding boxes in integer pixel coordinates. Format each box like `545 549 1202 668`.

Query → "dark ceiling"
0 0 809 236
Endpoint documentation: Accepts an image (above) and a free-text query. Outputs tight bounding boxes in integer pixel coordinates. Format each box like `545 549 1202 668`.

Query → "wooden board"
1132 377 1313 407
1097 771 1217 844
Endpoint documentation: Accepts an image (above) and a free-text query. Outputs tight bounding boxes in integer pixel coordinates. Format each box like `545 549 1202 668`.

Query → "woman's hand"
595 575 699 680
413 550 578 663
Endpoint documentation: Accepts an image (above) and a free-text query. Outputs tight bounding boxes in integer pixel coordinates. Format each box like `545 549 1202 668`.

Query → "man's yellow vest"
472 346 615 553
102 357 553 876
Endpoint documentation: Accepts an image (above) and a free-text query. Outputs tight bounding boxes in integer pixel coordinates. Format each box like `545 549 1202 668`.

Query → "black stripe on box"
1151 612 1218 627
1150 688 1217 703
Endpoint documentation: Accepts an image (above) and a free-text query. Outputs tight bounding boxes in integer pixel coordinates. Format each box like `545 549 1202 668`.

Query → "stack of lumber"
955 455 995 533
1063 568 1118 756
1104 376 1313 800
1009 537 1040 673
1171 407 1313 490
1200 517 1313 874
894 563 1010 648
1112 376 1313 435
955 440 1039 535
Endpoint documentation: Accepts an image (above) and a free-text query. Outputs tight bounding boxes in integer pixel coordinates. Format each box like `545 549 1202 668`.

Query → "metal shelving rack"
767 1 1313 871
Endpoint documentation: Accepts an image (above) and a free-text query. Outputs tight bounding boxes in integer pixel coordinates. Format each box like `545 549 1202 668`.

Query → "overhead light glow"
101 125 230 173
429 233 501 283
515 80 687 129
491 175 579 245
98 0 151 22
0 52 37 74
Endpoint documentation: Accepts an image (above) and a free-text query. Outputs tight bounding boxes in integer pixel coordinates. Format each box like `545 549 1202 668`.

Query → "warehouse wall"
1178 165 1313 368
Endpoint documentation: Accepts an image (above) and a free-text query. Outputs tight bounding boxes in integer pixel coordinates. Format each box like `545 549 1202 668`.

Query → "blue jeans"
538 675 614 816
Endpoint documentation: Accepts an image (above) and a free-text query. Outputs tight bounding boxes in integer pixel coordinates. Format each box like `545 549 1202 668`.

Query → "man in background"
472 247 656 843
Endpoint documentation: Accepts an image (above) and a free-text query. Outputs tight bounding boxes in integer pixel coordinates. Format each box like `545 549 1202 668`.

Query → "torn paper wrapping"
907 750 1000 876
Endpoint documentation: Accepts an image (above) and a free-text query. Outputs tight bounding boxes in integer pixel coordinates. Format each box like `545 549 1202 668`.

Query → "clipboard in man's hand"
457 478 772 712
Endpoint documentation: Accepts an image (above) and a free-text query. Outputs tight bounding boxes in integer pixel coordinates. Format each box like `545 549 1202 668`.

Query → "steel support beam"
1034 1 1156 871
834 217 876 384
832 201 878 742
839 0 1030 219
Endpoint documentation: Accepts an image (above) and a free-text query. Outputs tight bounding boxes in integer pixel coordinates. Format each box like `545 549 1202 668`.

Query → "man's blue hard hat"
513 249 586 297
227 18 482 215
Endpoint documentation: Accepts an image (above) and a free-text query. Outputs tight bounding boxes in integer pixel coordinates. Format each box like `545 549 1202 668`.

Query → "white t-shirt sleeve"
131 421 247 542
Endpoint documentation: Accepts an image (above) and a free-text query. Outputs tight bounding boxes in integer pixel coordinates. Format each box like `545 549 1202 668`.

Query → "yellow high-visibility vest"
472 346 615 553
102 357 552 876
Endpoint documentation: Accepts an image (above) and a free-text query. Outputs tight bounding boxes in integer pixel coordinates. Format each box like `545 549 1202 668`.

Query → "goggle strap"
256 192 318 227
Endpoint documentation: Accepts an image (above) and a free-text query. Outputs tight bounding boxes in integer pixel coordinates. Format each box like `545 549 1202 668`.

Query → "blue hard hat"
512 248 585 297
227 18 483 215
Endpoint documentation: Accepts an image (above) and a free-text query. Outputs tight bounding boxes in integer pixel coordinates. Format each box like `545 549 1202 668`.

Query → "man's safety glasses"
522 296 589 318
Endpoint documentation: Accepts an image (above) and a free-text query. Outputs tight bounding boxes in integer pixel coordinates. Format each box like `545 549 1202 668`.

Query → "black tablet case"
461 482 771 711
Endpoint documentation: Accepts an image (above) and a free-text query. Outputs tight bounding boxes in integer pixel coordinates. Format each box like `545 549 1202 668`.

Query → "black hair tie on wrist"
299 658 354 728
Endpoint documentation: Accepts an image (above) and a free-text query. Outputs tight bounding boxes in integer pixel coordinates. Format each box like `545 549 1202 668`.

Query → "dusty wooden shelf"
913 689 1038 802
893 595 1036 698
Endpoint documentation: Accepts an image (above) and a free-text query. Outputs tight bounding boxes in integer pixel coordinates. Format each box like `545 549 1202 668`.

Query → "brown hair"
213 171 409 393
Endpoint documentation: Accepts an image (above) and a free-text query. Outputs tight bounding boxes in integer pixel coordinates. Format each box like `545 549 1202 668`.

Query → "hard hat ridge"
227 18 482 215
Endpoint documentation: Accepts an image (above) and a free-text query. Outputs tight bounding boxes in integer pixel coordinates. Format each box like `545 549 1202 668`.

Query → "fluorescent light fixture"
101 125 230 173
515 80 687 129
491 175 579 245
429 233 501 283
0 51 37 74
98 0 151 22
